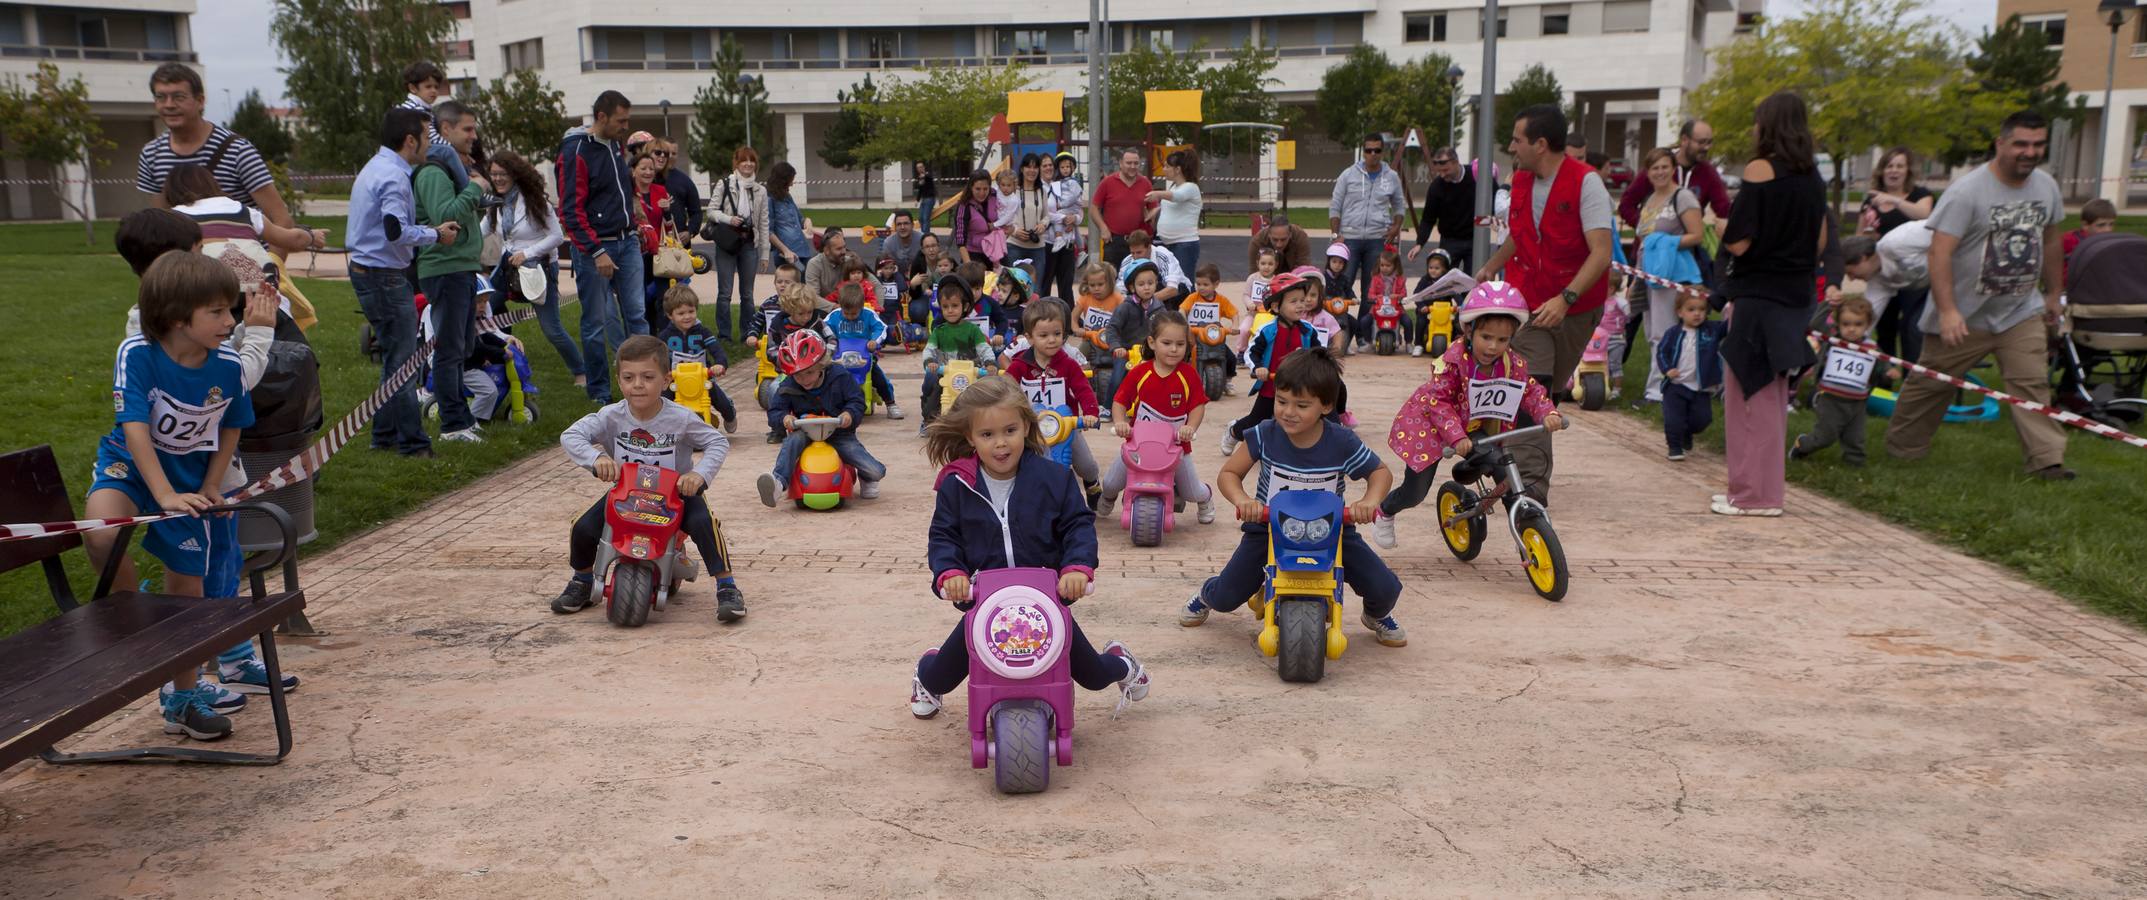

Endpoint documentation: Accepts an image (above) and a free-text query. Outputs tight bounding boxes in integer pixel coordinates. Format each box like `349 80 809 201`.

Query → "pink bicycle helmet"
1459 280 1530 326
1325 242 1350 263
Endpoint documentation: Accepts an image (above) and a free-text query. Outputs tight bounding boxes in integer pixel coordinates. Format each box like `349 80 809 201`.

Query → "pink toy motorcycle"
1116 419 1183 547
1569 296 1629 411
965 566 1076 794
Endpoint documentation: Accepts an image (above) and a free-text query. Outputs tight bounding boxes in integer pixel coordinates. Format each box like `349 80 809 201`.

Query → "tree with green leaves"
856 63 1034 173
821 75 881 208
1941 14 2085 166
228 89 294 166
1367 53 1464 149
466 68 568 164
689 36 781 179
1499 64 1566 122
270 0 453 173
1315 45 1395 146
1687 0 2017 212
0 62 111 244
1066 41 1280 157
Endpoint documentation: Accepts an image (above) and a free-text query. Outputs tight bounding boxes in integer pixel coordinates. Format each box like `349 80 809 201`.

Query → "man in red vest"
1472 105 1614 504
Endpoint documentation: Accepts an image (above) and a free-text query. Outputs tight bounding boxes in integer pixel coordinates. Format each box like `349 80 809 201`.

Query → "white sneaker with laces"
1218 431 1239 457
1196 486 1216 524
1103 641 1150 712
884 404 906 421
1410 344 1424 357
910 649 944 718
440 427 484 443
1372 510 1397 549
859 479 881 499
1094 493 1117 518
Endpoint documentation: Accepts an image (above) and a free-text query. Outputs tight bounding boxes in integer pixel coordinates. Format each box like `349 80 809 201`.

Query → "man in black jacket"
1409 146 1477 275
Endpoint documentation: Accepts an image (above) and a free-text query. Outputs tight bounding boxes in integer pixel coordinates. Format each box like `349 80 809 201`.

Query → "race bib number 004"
1187 302 1221 326
1467 377 1526 423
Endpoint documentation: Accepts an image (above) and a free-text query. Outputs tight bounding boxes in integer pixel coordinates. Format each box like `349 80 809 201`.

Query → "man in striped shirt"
396 60 470 191
135 64 289 228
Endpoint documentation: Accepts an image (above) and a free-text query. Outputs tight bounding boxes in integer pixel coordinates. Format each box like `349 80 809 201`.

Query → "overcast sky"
192 0 2001 124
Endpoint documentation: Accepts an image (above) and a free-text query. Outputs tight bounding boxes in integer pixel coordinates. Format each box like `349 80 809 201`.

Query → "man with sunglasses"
1329 133 1408 347
1409 146 1478 275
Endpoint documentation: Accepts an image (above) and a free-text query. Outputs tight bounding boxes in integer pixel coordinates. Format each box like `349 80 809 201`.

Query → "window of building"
860 30 900 59
1542 5 1570 35
1489 9 1508 39
1073 27 1087 53
1145 27 1174 50
441 1 471 19
72 15 107 47
2021 13 2065 48
448 77 475 98
502 37 542 71
442 39 473 61
1735 11 1762 33
1603 0 1651 32
1406 13 1430 42
998 28 1047 59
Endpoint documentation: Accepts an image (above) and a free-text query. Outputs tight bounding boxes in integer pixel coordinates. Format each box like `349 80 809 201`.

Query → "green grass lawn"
0 245 610 638
800 202 1332 233
1609 343 2147 630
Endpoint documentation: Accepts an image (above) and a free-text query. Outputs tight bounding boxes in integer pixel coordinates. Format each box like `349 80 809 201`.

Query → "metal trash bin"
235 439 318 552
234 313 324 553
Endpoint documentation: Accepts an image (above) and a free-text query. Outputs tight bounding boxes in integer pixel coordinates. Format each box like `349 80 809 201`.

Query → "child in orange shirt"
1072 260 1125 411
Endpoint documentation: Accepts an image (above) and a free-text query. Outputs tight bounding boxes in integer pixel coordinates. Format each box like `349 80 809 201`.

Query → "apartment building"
456 0 1761 202
0 0 198 220
1996 0 2147 205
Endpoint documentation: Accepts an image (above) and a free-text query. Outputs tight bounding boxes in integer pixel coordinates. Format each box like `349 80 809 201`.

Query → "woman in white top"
482 151 584 387
1630 146 1705 403
708 146 771 341
1145 149 1204 274
1000 153 1053 284
1042 151 1086 300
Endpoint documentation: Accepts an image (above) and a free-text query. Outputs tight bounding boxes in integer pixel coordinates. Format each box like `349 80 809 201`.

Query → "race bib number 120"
1467 377 1526 423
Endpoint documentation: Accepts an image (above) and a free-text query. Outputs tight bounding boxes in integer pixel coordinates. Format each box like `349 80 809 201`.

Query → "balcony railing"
0 44 198 63
580 42 1344 73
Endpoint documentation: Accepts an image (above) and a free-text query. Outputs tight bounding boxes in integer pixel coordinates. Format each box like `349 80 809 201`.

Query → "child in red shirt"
1096 309 1216 524
1222 270 1323 456
1004 298 1101 486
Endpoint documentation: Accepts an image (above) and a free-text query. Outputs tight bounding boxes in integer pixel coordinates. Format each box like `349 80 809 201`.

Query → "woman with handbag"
766 161 812 276
707 147 771 342
1631 146 1706 404
951 169 1003 268
1001 153 1052 282
632 148 677 332
483 151 585 389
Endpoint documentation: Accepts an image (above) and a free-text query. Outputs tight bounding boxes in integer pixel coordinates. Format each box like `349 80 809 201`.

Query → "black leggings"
1380 462 1442 517
917 612 1129 696
570 493 732 576
1044 243 1081 303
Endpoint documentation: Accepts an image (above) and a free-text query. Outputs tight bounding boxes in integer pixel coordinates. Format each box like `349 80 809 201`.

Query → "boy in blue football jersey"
84 253 257 741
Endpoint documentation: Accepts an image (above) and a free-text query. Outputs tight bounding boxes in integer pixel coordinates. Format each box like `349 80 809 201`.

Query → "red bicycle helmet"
1264 271 1309 303
777 330 829 375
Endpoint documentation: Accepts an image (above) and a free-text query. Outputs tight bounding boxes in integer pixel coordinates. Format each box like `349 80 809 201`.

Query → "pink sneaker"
1340 411 1359 427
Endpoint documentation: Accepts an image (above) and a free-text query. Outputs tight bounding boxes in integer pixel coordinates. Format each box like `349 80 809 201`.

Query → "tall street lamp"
739 74 759 149
1445 65 1465 150
2096 0 2134 201
1473 0 1501 268
659 99 672 138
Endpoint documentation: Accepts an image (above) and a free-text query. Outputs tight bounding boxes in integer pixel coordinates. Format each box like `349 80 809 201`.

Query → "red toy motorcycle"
1370 292 1405 356
593 462 700 627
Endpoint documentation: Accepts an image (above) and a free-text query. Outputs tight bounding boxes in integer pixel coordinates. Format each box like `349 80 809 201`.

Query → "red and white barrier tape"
1605 260 2147 451
0 303 541 543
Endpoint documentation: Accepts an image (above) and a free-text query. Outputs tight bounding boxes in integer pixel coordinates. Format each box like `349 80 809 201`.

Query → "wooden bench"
0 445 306 768
1202 199 1277 233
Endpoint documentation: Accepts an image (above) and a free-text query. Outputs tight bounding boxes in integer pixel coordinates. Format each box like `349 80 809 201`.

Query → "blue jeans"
1004 244 1047 280
1163 239 1201 278
712 243 757 341
772 429 886 484
351 265 430 453
571 237 644 401
1344 237 1385 340
918 198 936 234
1662 382 1715 455
421 271 478 433
1199 524 1401 619
524 261 586 378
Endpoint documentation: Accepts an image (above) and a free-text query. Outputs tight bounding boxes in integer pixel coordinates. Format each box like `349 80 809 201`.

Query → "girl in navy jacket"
909 375 1152 718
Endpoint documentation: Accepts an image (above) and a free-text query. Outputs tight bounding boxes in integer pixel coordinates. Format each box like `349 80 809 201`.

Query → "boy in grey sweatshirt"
554 335 747 621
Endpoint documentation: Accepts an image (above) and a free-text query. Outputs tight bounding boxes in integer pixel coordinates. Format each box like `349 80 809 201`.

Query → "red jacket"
1005 346 1100 417
1509 155 1609 315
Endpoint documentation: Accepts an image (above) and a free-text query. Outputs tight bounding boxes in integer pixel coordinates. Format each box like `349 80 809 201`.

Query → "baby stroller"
2057 232 2147 425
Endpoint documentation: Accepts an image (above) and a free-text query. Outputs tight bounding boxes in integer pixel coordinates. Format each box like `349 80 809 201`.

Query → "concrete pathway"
4 345 2145 898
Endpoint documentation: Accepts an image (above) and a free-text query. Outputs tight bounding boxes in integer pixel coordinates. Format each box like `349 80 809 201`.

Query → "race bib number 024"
146 388 229 456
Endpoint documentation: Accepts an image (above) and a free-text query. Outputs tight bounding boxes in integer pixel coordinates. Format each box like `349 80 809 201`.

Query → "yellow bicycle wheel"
1518 516 1568 602
1437 483 1484 561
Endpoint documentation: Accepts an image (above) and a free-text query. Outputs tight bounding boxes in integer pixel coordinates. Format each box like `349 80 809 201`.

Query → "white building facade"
0 0 199 220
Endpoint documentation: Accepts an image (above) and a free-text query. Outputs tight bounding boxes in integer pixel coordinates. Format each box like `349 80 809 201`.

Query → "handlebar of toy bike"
1440 418 1570 459
1256 504 1375 525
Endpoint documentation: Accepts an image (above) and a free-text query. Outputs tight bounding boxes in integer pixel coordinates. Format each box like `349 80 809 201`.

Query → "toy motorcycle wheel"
421 398 440 422
1202 361 1227 402
1430 335 1448 358
1437 483 1485 561
756 378 781 410
609 561 655 627
517 399 540 423
1376 332 1396 356
1517 512 1569 602
1275 598 1328 684
991 700 1054 794
1579 372 1606 411
1129 495 1166 547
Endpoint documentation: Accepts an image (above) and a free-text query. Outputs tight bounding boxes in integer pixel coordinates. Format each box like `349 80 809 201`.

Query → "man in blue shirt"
346 108 457 458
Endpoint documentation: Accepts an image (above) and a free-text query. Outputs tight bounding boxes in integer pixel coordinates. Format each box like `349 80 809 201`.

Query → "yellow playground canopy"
1144 90 1203 124
1008 90 1065 125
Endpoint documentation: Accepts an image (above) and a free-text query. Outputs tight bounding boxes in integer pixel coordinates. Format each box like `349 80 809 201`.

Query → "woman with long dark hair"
483 151 585 386
1002 153 1051 281
1042 151 1085 300
952 169 1001 267
1713 90 1832 517
765 161 812 274
1146 148 1203 273
1861 146 1935 362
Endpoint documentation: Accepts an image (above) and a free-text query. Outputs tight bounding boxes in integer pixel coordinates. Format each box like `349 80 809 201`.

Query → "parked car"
1601 158 1635 191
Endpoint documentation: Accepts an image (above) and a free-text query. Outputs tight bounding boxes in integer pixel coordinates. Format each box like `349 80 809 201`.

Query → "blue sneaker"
162 678 246 714
1360 612 1409 648
160 687 233 740
220 658 299 695
1179 595 1210 627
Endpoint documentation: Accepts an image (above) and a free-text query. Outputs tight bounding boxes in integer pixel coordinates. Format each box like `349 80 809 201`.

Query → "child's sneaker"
1788 435 1813 461
1103 641 1150 711
1340 411 1358 427
220 658 299 695
909 649 944 719
859 479 881 499
552 575 594 614
1372 510 1397 549
1668 447 1687 462
716 583 747 622
1360 612 1409 648
1218 431 1239 457
1179 595 1210 627
161 678 245 714
884 403 906 420
1094 492 1117 518
756 472 781 508
916 421 929 437
1410 344 1424 357
160 687 233 741
1196 489 1216 525
722 415 738 434
765 430 782 445
440 427 484 443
